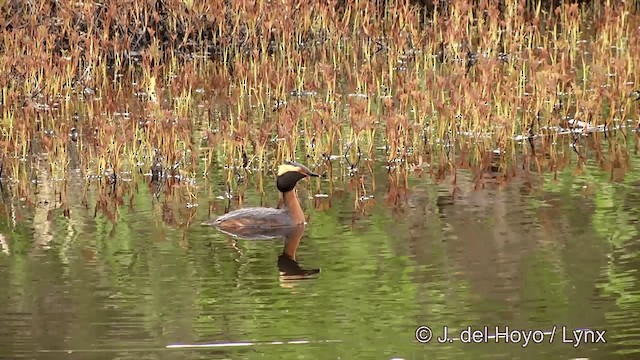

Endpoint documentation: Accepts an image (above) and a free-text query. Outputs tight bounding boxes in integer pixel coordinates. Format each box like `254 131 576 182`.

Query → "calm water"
1 153 639 360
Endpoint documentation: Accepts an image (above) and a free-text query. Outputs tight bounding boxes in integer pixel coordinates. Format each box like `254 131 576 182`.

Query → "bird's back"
209 207 295 233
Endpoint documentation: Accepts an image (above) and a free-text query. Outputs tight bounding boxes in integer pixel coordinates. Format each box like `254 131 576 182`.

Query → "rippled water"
1 154 639 360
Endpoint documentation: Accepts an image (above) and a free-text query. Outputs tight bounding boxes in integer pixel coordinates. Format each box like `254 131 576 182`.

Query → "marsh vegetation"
0 0 638 221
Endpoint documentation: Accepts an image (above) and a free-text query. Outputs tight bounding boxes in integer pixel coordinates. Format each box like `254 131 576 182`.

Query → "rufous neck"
282 190 305 225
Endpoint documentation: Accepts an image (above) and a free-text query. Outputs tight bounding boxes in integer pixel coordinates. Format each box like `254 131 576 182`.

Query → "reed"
0 0 638 219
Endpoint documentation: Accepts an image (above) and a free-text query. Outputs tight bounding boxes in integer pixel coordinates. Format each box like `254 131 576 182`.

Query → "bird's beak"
301 168 320 177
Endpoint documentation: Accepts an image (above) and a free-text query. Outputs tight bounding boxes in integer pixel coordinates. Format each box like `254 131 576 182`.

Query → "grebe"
208 161 319 234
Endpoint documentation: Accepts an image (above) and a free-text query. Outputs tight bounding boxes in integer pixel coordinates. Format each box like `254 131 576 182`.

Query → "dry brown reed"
0 0 639 219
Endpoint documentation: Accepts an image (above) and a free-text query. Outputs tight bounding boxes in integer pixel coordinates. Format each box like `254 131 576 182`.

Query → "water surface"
0 154 639 360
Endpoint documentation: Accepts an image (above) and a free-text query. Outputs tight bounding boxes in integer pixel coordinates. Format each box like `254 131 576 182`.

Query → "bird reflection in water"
210 223 320 285
277 224 320 285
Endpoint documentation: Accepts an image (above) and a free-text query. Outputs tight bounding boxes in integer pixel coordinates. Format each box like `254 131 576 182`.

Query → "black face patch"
276 171 306 192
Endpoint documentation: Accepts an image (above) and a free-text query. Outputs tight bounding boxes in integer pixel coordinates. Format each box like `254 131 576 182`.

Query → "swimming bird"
208 161 319 235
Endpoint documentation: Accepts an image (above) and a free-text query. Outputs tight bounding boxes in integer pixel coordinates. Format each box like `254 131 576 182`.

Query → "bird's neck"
282 190 305 225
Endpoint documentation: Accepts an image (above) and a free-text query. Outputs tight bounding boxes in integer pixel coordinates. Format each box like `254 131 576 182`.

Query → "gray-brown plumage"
207 161 319 237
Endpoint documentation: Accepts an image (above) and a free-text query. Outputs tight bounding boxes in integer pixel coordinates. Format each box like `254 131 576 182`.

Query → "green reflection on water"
0 152 639 360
